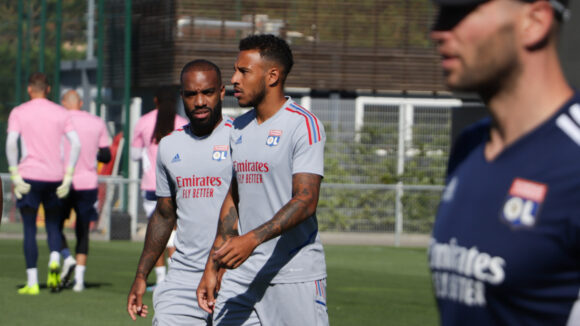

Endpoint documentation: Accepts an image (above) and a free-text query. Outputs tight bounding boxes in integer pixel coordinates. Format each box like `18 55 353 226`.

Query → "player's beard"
238 78 267 108
187 99 223 136
446 23 521 99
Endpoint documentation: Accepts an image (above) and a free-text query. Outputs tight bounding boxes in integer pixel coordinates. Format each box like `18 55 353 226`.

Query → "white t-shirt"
156 117 233 272
228 97 327 284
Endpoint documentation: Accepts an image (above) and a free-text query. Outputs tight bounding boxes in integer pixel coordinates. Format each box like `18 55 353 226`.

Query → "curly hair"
239 34 294 82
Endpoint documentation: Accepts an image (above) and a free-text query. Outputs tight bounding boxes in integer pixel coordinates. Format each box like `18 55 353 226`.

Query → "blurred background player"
130 86 188 289
6 72 81 294
127 59 233 325
58 89 111 292
197 34 328 325
428 0 580 325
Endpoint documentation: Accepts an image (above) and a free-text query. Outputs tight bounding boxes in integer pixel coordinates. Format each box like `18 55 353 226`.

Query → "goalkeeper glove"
56 167 74 199
9 166 31 199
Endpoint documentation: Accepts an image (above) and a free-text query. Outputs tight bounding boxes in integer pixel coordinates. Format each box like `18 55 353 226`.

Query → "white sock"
75 265 86 285
64 255 76 265
26 268 38 287
155 266 166 284
49 251 60 266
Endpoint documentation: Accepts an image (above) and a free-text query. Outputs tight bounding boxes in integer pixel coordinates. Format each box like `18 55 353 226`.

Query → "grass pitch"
0 238 437 326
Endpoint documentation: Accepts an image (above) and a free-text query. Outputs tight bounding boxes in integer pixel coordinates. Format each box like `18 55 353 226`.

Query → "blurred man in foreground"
428 1 580 324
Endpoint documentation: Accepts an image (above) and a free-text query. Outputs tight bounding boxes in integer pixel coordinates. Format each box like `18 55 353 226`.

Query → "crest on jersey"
500 178 548 228
266 130 282 147
212 145 229 161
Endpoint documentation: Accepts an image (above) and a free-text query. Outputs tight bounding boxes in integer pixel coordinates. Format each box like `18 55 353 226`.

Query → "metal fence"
0 176 443 245
0 95 461 245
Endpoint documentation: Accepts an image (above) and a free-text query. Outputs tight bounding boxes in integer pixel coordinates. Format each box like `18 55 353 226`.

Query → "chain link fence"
0 95 461 246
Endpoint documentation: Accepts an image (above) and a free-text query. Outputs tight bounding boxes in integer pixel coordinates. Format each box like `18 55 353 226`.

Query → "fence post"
395 103 407 246
129 97 142 239
395 181 403 246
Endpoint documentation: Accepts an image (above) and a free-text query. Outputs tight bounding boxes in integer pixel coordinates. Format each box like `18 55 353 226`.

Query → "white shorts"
153 268 210 326
166 230 176 248
213 274 328 326
143 198 156 218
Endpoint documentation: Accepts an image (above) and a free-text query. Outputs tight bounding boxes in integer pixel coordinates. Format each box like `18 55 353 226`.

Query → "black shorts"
62 188 99 222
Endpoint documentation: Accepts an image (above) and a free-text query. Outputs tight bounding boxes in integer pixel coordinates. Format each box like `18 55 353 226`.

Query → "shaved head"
180 59 222 87
61 90 83 110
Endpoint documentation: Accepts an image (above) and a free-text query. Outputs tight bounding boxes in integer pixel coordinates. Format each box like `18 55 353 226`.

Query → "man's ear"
520 1 555 50
267 66 282 87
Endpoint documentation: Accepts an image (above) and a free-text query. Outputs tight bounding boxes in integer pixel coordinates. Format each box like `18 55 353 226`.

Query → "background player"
428 0 580 325
130 86 188 288
58 89 111 292
197 34 329 325
127 59 233 325
6 72 81 294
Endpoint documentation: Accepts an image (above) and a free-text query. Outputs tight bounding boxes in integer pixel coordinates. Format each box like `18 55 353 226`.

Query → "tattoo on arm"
252 173 321 245
135 197 176 278
218 206 239 242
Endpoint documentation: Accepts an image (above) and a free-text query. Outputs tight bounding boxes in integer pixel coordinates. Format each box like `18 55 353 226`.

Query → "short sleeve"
132 118 145 148
155 140 172 198
63 110 75 133
7 110 21 134
292 116 326 177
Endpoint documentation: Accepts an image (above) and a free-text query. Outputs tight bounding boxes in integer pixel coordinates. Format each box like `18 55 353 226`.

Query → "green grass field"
0 238 437 325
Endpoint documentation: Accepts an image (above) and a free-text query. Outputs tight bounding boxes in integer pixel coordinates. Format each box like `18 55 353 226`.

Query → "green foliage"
0 0 87 118
320 121 448 234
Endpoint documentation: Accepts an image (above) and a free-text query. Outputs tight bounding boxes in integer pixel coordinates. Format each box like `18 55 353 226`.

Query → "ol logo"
212 145 229 161
266 130 282 147
501 178 548 228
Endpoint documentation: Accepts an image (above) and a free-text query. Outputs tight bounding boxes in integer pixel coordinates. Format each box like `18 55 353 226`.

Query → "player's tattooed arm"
128 196 176 320
198 180 239 313
206 179 239 269
251 173 321 244
213 173 321 269
135 196 177 280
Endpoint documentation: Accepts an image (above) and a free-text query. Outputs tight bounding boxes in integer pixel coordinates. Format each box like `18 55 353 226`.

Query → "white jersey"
229 97 327 284
156 117 233 273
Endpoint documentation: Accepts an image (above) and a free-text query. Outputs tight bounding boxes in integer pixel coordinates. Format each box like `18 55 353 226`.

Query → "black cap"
433 0 567 7
432 0 570 30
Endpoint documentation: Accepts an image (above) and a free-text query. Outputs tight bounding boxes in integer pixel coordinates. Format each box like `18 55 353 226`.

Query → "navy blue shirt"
430 94 580 325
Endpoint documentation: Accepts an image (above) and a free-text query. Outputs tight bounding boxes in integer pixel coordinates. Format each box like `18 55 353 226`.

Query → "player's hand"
213 234 258 269
197 269 219 314
127 277 149 320
56 167 74 199
9 166 30 199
